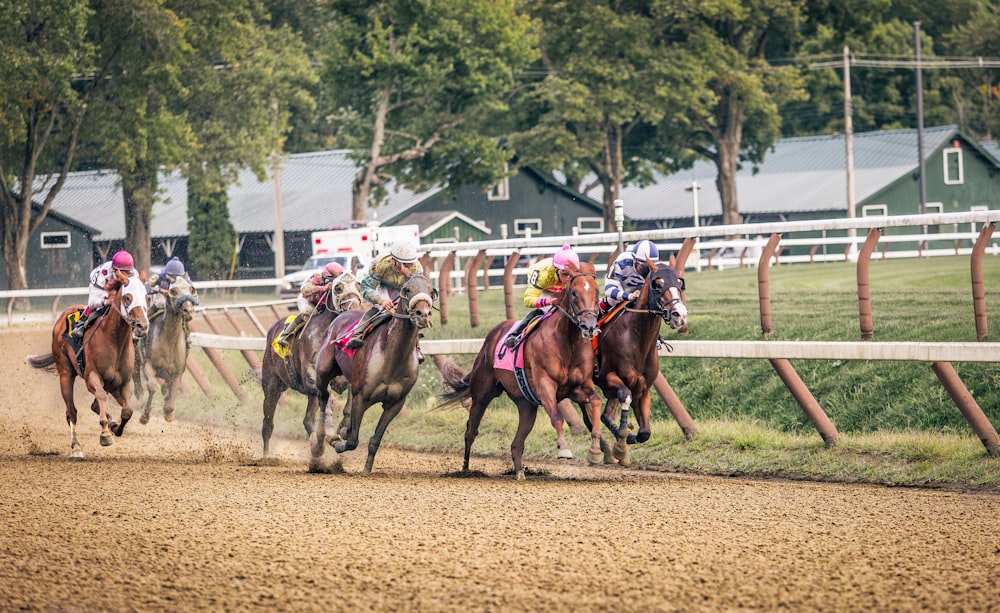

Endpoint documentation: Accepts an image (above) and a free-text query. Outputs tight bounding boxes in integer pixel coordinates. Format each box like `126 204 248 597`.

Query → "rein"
555 271 600 327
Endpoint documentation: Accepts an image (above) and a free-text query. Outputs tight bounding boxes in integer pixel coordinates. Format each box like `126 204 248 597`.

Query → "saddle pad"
64 310 83 341
331 320 362 359
493 324 524 371
270 314 298 359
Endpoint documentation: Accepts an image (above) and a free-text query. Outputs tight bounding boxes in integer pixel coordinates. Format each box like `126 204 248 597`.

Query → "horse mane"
553 260 596 308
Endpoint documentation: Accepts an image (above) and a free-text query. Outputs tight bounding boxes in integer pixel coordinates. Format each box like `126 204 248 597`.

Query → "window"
925 202 943 234
576 217 604 233
487 164 510 201
943 147 963 185
861 204 887 217
40 231 71 249
514 218 541 237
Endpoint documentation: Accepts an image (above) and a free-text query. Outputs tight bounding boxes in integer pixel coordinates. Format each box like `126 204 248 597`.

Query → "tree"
653 0 808 227
507 0 703 232
320 0 537 221
0 0 95 291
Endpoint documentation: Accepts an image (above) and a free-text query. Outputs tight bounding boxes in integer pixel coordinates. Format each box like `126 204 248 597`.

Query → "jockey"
602 239 660 312
71 250 138 338
503 244 580 348
345 240 424 360
276 261 345 349
146 256 197 319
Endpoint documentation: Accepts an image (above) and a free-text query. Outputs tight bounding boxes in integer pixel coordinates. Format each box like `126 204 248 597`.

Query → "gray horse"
135 276 198 424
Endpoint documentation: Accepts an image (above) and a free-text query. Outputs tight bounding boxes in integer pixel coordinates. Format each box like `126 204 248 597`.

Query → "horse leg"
161 377 177 423
510 399 538 480
580 392 605 466
109 387 133 438
550 412 573 459
85 374 114 446
333 393 364 454
260 379 285 459
59 371 83 459
309 395 328 469
361 397 405 476
139 363 157 425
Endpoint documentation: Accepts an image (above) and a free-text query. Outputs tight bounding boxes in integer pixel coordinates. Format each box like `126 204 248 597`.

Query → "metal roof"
611 125 964 221
40 150 436 241
982 140 999 162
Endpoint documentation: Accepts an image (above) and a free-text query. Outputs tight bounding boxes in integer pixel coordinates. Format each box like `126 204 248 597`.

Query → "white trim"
487 165 510 201
576 217 604 233
40 231 71 249
861 204 888 217
943 147 964 185
514 218 542 235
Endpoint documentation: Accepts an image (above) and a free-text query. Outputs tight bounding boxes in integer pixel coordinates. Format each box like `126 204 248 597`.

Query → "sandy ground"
2 324 999 612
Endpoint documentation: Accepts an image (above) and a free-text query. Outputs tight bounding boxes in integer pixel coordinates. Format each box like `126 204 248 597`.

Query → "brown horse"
26 271 149 458
312 272 437 475
592 260 688 465
134 276 198 424
437 261 603 480
258 272 363 457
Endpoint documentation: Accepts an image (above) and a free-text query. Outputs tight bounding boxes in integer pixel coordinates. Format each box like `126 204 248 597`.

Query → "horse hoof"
586 450 602 465
556 448 573 460
139 415 149 425
100 435 113 447
333 441 347 453
515 470 526 481
163 411 174 423
70 448 84 460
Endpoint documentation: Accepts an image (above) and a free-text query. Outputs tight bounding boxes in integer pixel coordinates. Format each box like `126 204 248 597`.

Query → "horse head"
115 270 150 337
167 276 198 323
330 272 363 313
555 261 600 339
397 273 437 330
644 261 688 330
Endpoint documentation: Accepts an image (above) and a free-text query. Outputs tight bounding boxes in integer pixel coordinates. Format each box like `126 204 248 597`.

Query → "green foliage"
187 167 237 280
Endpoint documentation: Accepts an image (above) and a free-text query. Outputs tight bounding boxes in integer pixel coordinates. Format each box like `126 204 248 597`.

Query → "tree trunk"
715 95 745 228
352 81 393 222
122 157 156 275
599 118 624 233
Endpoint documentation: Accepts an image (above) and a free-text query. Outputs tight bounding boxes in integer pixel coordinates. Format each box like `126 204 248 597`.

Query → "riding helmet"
631 240 659 261
390 241 420 264
111 250 135 270
323 262 344 278
552 244 580 271
163 257 185 277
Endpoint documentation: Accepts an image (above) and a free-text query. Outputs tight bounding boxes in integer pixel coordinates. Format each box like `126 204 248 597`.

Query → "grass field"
183 255 1000 489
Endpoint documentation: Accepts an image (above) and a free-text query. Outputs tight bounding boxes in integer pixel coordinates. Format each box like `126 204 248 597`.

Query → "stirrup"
345 336 362 350
70 324 85 339
504 334 519 348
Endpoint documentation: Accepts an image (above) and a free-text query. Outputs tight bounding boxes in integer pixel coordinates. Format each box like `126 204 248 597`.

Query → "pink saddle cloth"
331 320 363 359
493 324 525 370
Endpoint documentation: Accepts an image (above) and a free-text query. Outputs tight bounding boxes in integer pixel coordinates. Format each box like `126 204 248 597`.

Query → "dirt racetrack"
2 323 999 612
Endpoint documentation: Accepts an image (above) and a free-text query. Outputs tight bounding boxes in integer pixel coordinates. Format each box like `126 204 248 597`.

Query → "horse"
258 272 364 457
26 270 149 458
312 272 437 475
592 260 688 466
436 261 603 480
134 276 198 424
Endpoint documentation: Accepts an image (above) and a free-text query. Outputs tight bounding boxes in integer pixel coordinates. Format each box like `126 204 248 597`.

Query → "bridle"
623 266 687 327
391 273 436 328
555 271 600 330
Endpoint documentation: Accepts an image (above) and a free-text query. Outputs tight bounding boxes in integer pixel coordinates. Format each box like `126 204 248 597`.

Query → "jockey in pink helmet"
276 260 348 349
71 250 138 338
504 244 580 348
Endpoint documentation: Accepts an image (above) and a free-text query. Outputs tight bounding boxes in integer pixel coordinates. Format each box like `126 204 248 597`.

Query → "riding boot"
276 314 305 349
345 306 380 350
504 308 543 347
71 309 99 339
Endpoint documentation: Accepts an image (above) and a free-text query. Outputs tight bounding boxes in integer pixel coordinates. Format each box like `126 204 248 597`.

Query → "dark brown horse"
134 276 198 424
258 272 363 457
312 272 437 475
437 261 603 480
27 271 149 458
592 260 687 465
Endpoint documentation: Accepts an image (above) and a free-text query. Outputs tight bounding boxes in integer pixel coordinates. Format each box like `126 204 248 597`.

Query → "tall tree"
0 0 96 291
320 0 537 221
508 0 703 232
653 0 808 226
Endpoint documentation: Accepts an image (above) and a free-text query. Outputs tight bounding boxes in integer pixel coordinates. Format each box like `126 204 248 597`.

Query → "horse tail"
433 356 472 410
26 353 56 371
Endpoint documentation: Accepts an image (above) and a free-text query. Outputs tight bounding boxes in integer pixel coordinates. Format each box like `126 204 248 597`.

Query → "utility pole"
844 46 857 257
914 22 927 216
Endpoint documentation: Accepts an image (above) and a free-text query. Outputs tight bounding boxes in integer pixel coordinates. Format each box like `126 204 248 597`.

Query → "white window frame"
487 164 510 201
861 204 888 217
925 202 944 233
40 231 71 249
514 218 542 236
943 147 964 185
576 217 604 233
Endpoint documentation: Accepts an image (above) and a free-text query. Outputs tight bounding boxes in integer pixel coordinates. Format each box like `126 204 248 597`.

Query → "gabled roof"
40 150 437 241
611 125 996 222
982 140 1000 162
395 210 492 236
